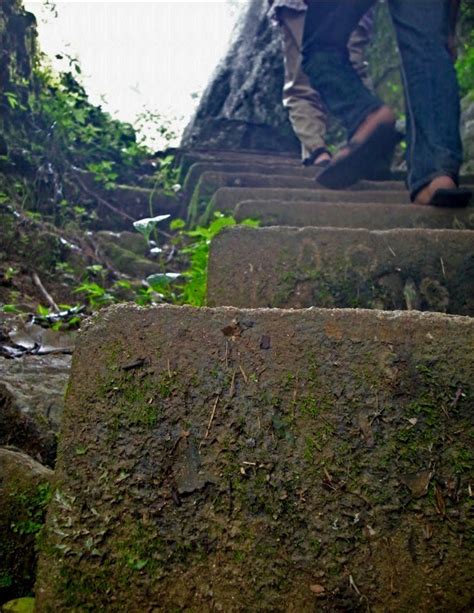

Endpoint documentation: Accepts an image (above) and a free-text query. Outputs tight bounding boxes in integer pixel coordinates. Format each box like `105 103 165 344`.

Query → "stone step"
192 174 418 223
178 148 474 180
182 162 413 196
182 162 317 195
178 147 474 183
206 187 411 223
189 169 415 197
207 226 474 315
36 304 474 612
235 199 474 230
178 148 301 178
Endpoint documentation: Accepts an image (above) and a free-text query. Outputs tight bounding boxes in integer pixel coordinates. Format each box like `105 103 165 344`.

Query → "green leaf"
2 597 35 612
170 218 186 230
133 214 170 236
37 305 50 316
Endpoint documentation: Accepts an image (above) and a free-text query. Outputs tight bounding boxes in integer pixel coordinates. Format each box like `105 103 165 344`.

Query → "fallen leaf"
399 470 433 498
435 484 446 515
358 412 374 448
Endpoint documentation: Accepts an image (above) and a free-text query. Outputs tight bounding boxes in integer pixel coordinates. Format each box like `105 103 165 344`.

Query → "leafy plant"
159 212 259 307
10 483 52 536
86 160 118 190
133 214 170 246
74 281 115 309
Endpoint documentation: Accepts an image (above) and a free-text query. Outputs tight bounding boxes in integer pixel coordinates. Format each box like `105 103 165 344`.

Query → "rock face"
0 0 37 143
0 447 53 603
181 0 299 153
461 94 474 174
36 304 473 612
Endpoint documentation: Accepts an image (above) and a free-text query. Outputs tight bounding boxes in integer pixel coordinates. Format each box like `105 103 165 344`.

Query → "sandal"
427 188 472 208
317 123 399 189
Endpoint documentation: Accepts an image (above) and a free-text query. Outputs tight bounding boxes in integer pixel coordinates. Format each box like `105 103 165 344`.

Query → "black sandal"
317 123 399 189
427 188 472 208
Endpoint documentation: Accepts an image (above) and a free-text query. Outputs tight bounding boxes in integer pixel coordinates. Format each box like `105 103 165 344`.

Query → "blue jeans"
302 0 463 199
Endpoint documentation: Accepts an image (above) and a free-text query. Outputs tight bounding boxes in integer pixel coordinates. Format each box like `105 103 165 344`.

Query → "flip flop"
317 122 399 189
314 159 331 169
428 188 472 208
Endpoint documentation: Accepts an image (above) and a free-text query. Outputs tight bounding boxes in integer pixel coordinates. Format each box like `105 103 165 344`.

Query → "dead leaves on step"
399 470 433 499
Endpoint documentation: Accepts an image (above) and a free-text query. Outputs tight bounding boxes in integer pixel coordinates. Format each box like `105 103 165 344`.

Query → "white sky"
24 1 245 148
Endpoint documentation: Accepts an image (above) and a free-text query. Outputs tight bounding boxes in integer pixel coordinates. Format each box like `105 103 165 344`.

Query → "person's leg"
302 0 397 188
279 8 331 165
302 0 382 139
388 0 466 204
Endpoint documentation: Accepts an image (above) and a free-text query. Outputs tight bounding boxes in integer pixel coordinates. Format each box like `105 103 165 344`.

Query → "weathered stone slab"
1 447 53 603
182 162 316 196
210 187 410 220
207 227 474 314
178 149 301 182
36 304 473 612
183 164 418 204
189 171 320 225
0 351 72 466
235 199 474 230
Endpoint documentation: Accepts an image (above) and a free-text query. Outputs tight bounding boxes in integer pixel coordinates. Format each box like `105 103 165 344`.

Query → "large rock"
0 323 72 466
208 226 474 315
0 447 53 603
36 304 473 611
461 94 474 174
181 0 298 153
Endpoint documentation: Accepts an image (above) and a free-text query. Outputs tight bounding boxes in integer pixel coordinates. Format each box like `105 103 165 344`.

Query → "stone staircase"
36 150 474 612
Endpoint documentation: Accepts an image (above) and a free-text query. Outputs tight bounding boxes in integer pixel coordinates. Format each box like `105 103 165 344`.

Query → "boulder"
0 447 53 604
181 0 298 153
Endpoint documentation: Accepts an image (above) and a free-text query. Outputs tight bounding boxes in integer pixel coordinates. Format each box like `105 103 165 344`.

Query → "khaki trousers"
279 8 373 161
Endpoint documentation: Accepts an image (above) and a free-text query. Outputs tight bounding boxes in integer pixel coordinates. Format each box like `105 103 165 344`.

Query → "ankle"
314 151 332 165
352 105 395 144
414 175 457 205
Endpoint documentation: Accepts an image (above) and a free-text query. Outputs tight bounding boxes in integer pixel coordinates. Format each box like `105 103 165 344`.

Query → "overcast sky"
24 1 245 147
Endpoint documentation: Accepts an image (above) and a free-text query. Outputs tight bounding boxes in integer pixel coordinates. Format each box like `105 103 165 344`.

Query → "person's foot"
414 175 472 207
317 105 398 189
314 151 332 168
415 176 456 205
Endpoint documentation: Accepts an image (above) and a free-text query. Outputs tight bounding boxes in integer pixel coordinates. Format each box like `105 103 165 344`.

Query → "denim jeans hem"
410 170 460 202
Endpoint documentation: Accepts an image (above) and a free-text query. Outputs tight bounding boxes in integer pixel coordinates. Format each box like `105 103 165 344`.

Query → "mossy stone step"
182 162 317 195
207 187 411 223
234 199 474 230
178 149 301 179
187 170 435 224
36 304 474 612
207 226 474 314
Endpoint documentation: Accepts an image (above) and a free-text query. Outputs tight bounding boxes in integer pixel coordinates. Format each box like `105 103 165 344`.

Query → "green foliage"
456 32 474 97
86 160 118 190
1 597 35 613
10 483 52 537
74 281 116 309
149 155 182 196
133 214 170 245
144 212 259 307
29 63 148 173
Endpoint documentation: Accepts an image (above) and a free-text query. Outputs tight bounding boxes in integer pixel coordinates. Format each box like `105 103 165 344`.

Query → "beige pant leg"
279 8 327 161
